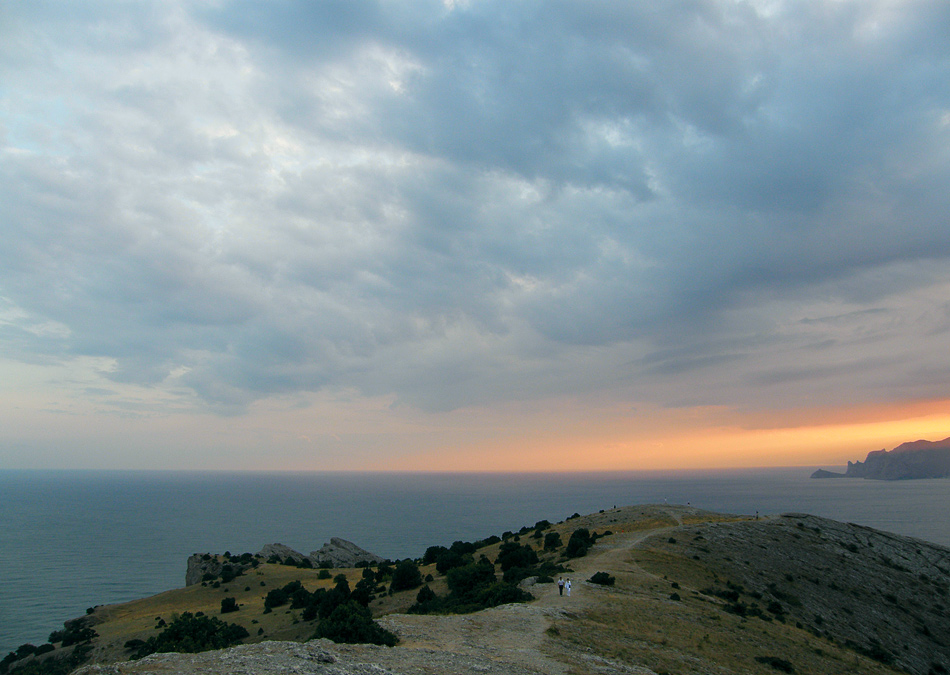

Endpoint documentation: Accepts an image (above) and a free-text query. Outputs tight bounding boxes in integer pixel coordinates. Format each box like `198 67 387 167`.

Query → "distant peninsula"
812 436 950 480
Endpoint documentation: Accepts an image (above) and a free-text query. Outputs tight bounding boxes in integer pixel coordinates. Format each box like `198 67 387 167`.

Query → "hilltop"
5 505 950 675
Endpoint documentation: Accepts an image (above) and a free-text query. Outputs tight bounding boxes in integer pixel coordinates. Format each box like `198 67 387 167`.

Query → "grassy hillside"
5 505 949 675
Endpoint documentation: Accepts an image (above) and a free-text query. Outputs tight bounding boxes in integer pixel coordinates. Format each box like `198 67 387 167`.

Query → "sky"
2 0 949 472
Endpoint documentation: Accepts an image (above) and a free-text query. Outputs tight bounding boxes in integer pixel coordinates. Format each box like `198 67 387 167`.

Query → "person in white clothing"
565 579 572 597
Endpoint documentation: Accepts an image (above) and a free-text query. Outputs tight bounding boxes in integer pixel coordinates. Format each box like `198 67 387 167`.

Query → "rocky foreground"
14 505 950 675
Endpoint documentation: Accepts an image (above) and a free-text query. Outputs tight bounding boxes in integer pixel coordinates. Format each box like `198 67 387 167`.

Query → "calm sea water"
1 467 949 655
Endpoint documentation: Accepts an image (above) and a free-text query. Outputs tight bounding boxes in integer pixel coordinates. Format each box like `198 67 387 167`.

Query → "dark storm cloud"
2 0 949 414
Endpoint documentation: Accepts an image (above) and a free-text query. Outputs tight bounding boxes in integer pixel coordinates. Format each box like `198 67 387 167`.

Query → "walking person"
566 578 572 597
557 577 565 596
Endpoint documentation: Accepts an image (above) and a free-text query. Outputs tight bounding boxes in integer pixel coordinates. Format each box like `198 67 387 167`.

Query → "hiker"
566 579 572 597
558 577 564 596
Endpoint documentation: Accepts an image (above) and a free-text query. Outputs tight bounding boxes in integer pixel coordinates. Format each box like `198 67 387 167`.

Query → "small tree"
220 597 239 614
390 560 423 592
496 542 539 572
543 531 562 551
565 528 594 558
313 601 398 646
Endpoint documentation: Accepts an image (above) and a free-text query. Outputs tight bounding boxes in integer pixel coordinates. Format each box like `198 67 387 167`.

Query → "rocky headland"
185 538 382 586
6 505 950 675
812 436 950 480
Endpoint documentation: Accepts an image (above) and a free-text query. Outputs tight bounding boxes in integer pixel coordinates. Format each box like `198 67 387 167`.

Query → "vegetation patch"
754 655 795 672
589 572 616 586
129 612 249 659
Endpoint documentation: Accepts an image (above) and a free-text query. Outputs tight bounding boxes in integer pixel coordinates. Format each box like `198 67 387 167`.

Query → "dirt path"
373 508 688 675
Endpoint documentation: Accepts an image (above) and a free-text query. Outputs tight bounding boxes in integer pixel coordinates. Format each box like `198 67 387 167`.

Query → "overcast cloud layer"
2 1 949 468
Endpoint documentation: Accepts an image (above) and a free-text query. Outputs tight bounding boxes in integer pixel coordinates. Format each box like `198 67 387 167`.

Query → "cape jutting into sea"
1 467 948 655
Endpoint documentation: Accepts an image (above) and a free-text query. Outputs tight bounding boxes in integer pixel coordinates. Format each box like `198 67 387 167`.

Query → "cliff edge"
813 436 950 480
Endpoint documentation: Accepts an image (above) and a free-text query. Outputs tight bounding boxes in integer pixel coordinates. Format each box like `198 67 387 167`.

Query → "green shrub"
312 601 398 646
475 582 532 608
496 542 539 572
423 545 448 565
318 569 332 579
416 585 437 604
264 587 290 609
754 656 795 673
49 620 98 647
446 559 497 601
543 532 562 551
589 572 615 586
350 576 378 606
130 612 249 659
220 597 239 614
435 550 470 574
1 644 91 675
390 560 423 592
565 528 594 558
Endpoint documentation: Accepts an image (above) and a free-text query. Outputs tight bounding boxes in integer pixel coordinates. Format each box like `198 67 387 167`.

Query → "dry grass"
61 505 917 675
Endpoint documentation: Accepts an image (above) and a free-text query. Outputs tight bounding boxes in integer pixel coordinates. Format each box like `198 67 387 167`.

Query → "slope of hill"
7 505 949 675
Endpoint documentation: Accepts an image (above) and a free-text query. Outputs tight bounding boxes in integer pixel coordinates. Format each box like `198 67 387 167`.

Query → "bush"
318 569 332 580
754 656 795 673
416 585 437 604
543 531 562 551
423 545 449 565
351 575 383 607
130 612 249 659
589 572 615 586
450 540 477 556
565 528 594 558
496 542 539 572
264 587 290 610
312 601 398 647
1 644 91 675
220 597 239 614
446 559 497 602
476 582 533 608
390 560 423 592
49 619 98 647
435 550 469 574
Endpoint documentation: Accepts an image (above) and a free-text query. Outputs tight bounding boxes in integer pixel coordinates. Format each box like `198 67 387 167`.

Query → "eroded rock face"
309 538 384 568
845 438 950 480
185 554 257 587
257 543 308 564
185 539 383 585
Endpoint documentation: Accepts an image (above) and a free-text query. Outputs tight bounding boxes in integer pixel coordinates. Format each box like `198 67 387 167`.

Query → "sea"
1 467 949 656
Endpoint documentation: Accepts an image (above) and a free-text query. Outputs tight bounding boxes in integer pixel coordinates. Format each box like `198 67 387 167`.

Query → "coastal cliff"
812 436 950 480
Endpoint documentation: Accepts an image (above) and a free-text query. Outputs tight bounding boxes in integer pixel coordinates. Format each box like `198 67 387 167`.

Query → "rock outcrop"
810 468 846 479
813 436 950 480
185 539 382 585
257 543 308 564
309 537 383 567
185 554 257 587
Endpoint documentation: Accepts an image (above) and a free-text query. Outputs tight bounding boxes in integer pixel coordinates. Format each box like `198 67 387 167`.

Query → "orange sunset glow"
3 2 949 472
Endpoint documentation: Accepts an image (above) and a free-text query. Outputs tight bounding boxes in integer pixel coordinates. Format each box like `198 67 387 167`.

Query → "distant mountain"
812 436 950 480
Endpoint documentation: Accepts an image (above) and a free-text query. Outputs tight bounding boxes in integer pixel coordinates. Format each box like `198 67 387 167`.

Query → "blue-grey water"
1 467 949 656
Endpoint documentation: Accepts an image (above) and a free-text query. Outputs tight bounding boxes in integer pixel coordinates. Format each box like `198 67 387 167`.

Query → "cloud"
1 0 949 426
